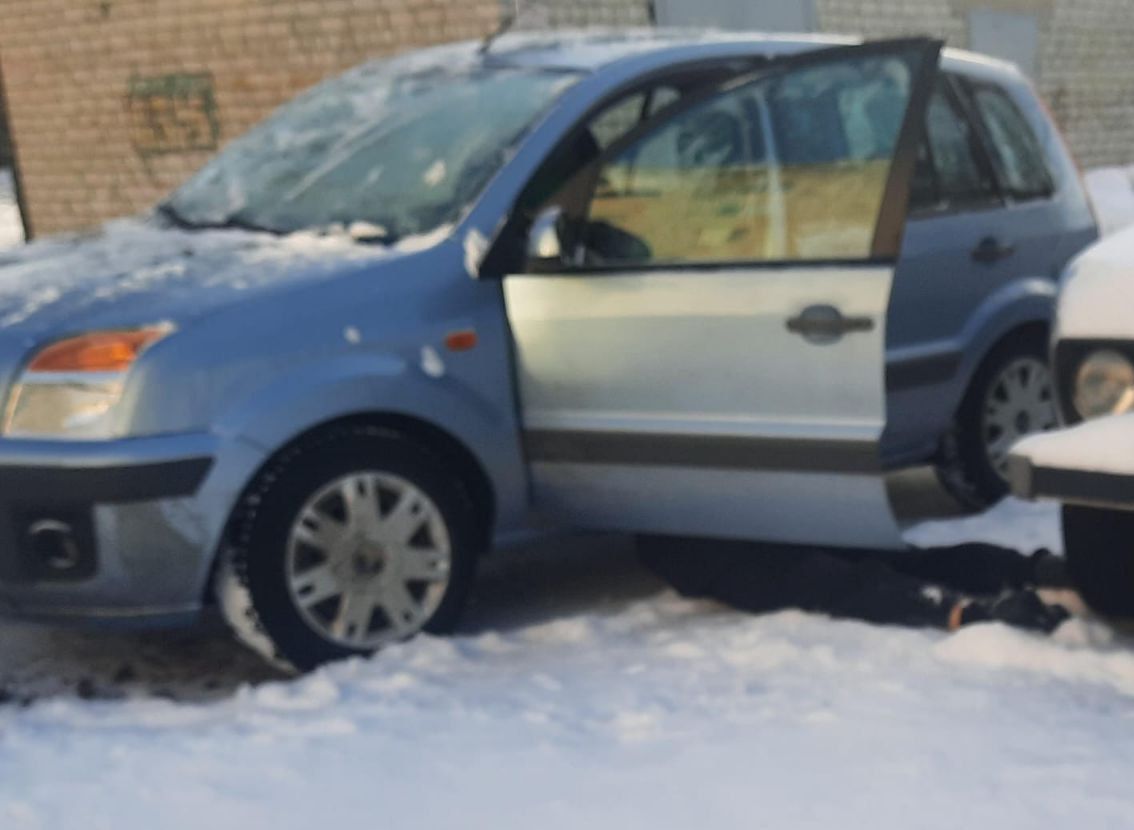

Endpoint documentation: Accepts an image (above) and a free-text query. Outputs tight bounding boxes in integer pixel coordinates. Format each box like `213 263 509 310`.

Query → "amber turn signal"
28 327 171 373
444 329 478 352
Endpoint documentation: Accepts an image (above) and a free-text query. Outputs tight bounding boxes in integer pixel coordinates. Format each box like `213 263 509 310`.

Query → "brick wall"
817 0 1134 169
0 99 11 168
511 0 652 28
1035 0 1134 168
0 0 1132 236
0 0 499 236
0 55 12 169
817 0 967 43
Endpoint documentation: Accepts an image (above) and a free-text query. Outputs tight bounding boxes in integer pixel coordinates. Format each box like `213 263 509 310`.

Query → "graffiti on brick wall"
127 73 220 157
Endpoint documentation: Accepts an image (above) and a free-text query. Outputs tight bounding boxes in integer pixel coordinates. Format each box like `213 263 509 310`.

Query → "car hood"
1057 226 1134 341
0 217 433 338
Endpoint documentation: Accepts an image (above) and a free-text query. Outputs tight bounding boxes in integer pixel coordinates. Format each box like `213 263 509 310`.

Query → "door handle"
786 305 875 345
971 236 1016 264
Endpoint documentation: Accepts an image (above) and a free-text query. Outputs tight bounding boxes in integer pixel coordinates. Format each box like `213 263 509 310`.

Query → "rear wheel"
216 426 481 672
937 333 1057 510
1063 505 1134 619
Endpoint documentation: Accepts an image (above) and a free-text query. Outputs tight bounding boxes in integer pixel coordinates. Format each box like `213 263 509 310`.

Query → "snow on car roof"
484 28 859 70
326 29 1021 92
483 28 1020 77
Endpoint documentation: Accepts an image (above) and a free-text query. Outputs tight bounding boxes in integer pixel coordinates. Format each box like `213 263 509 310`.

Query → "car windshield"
164 58 580 242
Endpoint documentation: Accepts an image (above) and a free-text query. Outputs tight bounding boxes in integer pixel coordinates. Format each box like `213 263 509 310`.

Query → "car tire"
936 331 1057 511
215 425 481 672
1062 505 1134 619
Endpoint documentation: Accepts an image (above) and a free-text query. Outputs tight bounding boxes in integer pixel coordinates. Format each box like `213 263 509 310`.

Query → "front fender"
211 351 528 527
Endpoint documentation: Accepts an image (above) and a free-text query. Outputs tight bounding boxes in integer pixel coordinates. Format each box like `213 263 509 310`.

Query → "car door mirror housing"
526 206 570 272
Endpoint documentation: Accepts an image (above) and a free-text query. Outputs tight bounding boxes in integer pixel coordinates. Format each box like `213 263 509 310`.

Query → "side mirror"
526 206 570 272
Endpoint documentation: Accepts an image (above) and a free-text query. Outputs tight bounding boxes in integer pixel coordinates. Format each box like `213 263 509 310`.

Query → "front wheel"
1063 505 1134 619
936 333 1058 511
216 426 481 672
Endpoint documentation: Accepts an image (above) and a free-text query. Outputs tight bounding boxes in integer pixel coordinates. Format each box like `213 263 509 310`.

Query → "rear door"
884 74 1063 459
885 75 1007 457
504 40 942 548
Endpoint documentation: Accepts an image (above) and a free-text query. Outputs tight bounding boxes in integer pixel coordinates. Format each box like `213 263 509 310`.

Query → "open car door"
504 39 942 548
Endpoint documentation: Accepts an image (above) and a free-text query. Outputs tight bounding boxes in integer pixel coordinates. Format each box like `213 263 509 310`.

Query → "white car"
1008 225 1134 617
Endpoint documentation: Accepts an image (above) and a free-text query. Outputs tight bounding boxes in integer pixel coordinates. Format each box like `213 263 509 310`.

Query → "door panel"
506 267 892 441
506 265 902 547
504 40 942 548
528 466 904 548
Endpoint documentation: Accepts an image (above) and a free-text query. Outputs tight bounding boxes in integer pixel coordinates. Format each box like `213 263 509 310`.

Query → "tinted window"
582 53 916 266
910 85 997 212
970 84 1053 201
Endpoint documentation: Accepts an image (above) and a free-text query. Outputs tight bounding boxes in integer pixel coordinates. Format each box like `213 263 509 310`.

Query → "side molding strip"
524 430 880 474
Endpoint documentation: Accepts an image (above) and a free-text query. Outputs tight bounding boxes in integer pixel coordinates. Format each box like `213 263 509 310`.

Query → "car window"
582 53 916 266
518 85 685 219
969 84 1053 201
649 86 681 115
589 86 681 149
590 93 649 149
910 84 998 213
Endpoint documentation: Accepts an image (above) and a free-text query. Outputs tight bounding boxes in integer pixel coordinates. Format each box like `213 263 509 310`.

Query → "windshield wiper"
155 203 279 235
158 203 399 244
217 213 284 236
155 201 196 229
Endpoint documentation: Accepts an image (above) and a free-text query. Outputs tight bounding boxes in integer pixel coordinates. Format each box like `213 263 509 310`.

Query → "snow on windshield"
168 45 579 241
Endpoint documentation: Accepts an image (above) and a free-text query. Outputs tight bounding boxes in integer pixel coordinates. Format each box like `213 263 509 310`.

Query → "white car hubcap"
285 472 451 649
982 357 1057 478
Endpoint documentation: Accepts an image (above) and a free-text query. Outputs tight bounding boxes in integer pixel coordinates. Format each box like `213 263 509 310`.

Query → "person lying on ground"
639 538 1075 633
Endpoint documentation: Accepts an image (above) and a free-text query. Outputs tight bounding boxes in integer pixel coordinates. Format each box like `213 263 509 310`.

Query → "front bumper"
0 432 266 624
1007 414 1134 511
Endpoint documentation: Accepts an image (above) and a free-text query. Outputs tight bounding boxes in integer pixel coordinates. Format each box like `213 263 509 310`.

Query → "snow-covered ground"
0 169 23 250
4 497 1134 829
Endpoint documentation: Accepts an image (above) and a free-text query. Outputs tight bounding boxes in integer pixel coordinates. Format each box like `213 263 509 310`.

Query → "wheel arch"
955 318 1052 414
207 410 499 607
950 277 1057 412
235 411 495 545
933 316 1056 510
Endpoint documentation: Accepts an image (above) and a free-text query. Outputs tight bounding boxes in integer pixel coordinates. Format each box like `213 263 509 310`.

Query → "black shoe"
962 590 1070 633
1029 548 1072 589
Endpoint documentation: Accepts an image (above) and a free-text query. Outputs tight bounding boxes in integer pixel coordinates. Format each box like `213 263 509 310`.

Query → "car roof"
482 28 1021 80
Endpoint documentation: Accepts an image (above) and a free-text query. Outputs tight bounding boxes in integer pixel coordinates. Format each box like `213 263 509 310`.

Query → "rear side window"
969 84 1054 201
910 84 998 213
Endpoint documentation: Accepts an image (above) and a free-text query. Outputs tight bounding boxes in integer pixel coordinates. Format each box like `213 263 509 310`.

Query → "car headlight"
4 326 173 439
1073 348 1134 421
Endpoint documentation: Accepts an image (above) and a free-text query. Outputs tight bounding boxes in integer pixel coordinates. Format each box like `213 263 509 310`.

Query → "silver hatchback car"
0 32 1094 669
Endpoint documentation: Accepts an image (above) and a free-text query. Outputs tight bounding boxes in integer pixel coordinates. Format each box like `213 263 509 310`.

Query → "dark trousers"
640 538 1042 630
